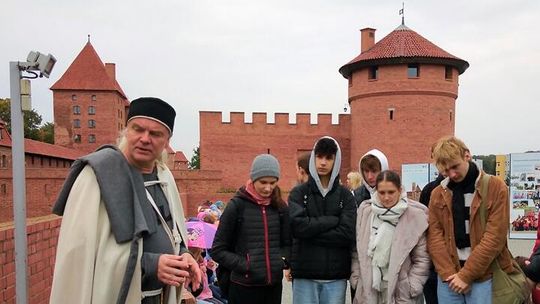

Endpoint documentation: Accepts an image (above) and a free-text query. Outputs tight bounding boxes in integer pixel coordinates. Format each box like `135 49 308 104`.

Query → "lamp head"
26 51 56 78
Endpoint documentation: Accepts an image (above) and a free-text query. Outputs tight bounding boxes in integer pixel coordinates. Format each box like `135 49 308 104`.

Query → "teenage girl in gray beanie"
212 154 291 304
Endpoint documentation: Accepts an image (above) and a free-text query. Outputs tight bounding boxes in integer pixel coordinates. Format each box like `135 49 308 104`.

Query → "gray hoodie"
308 136 342 197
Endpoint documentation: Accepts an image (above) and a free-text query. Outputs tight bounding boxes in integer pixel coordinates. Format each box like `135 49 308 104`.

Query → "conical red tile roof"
339 24 469 78
51 42 126 98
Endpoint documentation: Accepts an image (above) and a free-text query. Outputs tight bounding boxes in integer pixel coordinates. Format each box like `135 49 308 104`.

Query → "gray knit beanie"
250 154 280 181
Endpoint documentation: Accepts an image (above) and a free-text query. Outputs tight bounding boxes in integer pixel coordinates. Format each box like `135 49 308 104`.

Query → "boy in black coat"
288 136 356 304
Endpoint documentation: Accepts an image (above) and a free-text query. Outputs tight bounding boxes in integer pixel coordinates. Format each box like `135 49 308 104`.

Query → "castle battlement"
200 111 350 127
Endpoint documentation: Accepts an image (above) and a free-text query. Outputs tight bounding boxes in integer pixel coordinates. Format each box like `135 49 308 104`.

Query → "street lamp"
9 51 56 304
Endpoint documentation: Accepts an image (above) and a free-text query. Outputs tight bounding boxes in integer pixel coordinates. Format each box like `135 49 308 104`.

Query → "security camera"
26 51 56 78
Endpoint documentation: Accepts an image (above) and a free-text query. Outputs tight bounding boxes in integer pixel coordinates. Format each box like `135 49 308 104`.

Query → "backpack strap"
478 173 491 231
478 173 513 272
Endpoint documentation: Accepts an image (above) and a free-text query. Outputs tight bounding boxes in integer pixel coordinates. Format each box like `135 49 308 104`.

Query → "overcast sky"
2 0 539 158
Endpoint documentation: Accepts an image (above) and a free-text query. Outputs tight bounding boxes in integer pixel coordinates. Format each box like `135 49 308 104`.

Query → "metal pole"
10 61 28 304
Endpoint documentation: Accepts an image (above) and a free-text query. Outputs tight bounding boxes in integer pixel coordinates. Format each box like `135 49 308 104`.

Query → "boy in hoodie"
288 136 356 304
353 149 389 207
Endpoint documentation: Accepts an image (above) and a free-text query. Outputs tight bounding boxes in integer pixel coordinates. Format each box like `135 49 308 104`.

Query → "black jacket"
352 184 371 207
419 174 444 208
288 176 356 280
212 188 291 286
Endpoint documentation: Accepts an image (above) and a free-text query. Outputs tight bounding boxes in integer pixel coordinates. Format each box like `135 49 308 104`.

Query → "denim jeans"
437 276 492 304
292 278 347 304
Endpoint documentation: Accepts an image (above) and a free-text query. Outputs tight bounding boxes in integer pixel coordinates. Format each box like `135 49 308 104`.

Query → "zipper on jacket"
261 206 272 284
245 253 250 278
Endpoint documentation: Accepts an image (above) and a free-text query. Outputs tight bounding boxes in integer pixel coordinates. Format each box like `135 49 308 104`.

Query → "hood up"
358 149 389 196
308 136 342 197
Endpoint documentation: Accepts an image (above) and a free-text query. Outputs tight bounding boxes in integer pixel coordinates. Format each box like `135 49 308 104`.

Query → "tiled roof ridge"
339 24 469 78
0 137 84 160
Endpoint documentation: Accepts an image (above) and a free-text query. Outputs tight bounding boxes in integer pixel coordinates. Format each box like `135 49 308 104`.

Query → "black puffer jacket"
212 187 290 286
352 184 371 207
288 176 356 280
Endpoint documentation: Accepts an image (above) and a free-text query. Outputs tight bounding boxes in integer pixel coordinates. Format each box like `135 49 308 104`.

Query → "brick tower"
339 24 469 172
51 40 129 153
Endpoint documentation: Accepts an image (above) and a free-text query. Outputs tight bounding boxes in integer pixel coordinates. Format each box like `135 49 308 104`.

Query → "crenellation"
317 113 332 126
252 112 267 124
199 111 223 124
200 111 349 128
230 111 245 124
296 113 311 125
274 113 289 125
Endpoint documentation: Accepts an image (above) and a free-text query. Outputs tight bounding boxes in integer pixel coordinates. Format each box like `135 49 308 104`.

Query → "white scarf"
367 197 408 291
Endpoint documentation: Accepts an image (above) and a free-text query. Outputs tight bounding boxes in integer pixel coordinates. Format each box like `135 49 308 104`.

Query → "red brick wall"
173 169 234 216
199 112 351 192
0 216 61 304
0 147 73 223
53 90 127 153
348 64 459 172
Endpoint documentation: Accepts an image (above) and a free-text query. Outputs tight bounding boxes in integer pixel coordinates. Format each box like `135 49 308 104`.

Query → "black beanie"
127 97 176 134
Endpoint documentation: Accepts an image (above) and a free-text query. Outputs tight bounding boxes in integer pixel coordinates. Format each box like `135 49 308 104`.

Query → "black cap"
127 97 176 134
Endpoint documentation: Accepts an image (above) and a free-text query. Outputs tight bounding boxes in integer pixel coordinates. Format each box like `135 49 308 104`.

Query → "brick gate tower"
339 23 469 172
51 40 130 153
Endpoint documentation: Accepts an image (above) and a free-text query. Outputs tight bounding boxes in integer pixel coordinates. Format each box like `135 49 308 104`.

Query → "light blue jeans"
292 278 347 304
437 276 492 304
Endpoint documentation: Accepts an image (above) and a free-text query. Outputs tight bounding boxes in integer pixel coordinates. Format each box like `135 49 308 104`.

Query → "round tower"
339 24 469 172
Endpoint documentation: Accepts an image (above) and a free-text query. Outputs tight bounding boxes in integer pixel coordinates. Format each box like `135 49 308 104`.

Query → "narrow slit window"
449 110 453 121
369 66 378 80
389 108 395 121
445 66 453 80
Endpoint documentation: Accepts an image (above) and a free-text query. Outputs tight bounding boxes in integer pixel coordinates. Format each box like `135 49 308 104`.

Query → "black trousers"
423 267 439 304
228 281 282 304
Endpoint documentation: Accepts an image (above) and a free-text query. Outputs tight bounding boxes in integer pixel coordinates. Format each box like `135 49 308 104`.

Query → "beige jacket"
351 199 430 304
50 163 188 304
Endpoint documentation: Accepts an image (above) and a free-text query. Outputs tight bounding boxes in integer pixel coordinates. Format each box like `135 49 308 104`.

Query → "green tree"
188 146 200 170
0 98 51 142
39 122 55 144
